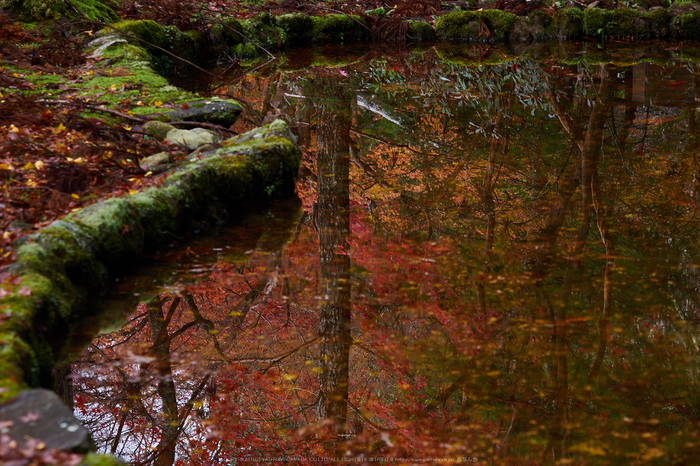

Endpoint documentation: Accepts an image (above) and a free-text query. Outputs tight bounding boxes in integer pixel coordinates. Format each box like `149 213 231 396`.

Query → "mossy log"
0 120 300 401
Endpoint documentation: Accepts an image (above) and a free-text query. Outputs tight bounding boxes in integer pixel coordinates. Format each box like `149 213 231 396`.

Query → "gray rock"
166 128 219 151
139 152 173 173
0 389 93 452
163 100 243 127
143 121 176 140
188 143 216 158
86 34 122 49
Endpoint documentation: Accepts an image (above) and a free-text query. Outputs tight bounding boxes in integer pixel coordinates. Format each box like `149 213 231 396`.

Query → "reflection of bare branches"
350 128 434 157
226 337 320 372
586 170 615 393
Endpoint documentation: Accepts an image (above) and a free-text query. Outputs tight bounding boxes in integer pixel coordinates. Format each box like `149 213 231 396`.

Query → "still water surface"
67 43 700 464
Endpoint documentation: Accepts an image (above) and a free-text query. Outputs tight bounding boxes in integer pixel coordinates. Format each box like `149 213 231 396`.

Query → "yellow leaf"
66 157 74 162
122 125 132 131
71 193 79 200
128 189 137 195
34 160 45 169
88 70 95 76
110 84 117 91
3 251 11 258
145 171 153 176
73 157 84 164
136 101 145 106
102 151 113 159
26 179 38 187
53 123 66 134
153 100 163 107
0 91 3 98
83 30 93 36
24 161 34 170
2 231 10 240
9 124 19 133
12 73 19 77
0 163 14 170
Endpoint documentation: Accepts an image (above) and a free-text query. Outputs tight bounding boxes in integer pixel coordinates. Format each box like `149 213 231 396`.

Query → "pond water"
65 42 700 465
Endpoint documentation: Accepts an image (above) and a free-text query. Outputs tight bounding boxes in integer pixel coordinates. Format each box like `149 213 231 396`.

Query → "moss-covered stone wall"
0 119 300 401
102 7 700 67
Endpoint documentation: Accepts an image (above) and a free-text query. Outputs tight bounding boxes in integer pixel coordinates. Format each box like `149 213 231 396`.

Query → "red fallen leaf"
17 286 32 297
180 103 190 110
20 411 40 423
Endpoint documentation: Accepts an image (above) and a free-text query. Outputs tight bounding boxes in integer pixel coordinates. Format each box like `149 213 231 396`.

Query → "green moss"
211 18 245 48
511 10 554 42
645 9 671 38
6 0 114 21
434 43 515 65
231 42 259 58
278 13 315 45
435 11 482 40
312 14 369 43
79 453 125 466
111 20 167 52
610 8 641 38
481 9 518 41
408 20 436 41
673 11 700 39
70 0 117 22
7 0 66 20
435 10 517 42
67 199 144 269
584 7 613 38
34 220 107 290
0 333 33 401
243 13 288 49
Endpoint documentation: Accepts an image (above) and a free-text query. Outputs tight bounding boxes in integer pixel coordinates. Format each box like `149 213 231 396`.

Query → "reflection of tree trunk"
314 77 352 431
477 108 509 312
147 296 179 466
541 66 614 465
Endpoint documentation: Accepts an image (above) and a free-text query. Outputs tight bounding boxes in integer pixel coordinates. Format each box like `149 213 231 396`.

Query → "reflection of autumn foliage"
71 52 700 464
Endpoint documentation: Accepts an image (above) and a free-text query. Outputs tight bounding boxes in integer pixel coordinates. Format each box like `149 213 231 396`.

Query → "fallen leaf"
17 286 32 297
20 411 40 423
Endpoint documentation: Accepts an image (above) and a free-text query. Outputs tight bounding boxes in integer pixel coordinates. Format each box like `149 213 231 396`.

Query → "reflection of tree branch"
426 369 470 410
350 128 434 156
347 399 395 432
185 294 231 363
586 170 615 393
227 337 320 371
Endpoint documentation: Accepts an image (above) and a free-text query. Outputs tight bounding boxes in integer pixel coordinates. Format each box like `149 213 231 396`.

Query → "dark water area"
67 42 700 465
